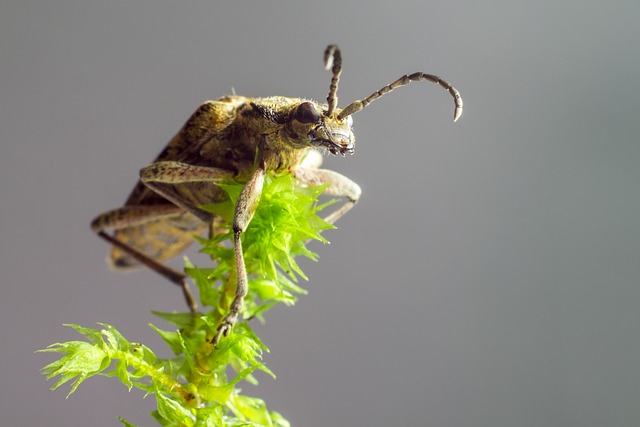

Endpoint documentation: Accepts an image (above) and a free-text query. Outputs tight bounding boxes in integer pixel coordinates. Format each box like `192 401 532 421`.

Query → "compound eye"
293 102 321 124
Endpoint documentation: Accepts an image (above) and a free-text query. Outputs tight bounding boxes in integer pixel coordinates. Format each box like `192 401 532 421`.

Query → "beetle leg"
139 161 235 223
91 205 198 312
139 160 266 346
212 165 265 345
293 167 361 224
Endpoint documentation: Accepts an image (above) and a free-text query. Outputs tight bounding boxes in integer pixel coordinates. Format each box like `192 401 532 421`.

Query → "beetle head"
288 101 354 156
286 44 463 157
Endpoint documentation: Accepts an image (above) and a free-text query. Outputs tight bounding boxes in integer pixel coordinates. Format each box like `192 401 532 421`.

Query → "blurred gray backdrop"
2 1 639 426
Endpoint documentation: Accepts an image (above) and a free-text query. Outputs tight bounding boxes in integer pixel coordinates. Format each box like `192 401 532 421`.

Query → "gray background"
2 1 639 426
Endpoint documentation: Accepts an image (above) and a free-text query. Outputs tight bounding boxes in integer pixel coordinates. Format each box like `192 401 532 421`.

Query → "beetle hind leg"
91 205 198 312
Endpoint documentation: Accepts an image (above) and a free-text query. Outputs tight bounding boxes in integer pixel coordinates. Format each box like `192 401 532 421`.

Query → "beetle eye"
293 102 321 124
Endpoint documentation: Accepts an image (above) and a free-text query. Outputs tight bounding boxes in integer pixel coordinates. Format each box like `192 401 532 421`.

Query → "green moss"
39 173 334 427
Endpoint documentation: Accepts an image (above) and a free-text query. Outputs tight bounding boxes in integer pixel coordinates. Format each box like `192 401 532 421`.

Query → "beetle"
91 44 463 345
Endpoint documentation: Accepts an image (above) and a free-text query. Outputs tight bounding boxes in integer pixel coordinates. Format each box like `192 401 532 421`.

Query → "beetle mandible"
91 44 463 345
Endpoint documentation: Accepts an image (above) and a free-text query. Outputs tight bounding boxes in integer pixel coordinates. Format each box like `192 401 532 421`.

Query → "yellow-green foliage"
40 173 334 427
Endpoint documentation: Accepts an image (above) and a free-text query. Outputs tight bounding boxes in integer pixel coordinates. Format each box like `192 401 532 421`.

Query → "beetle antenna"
338 72 464 122
323 44 342 117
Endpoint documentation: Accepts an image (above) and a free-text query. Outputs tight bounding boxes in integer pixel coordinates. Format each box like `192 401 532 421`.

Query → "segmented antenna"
338 72 464 122
324 44 342 117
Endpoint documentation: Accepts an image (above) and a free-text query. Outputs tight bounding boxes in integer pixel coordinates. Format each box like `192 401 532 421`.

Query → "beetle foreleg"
139 160 267 345
212 165 265 346
293 167 361 224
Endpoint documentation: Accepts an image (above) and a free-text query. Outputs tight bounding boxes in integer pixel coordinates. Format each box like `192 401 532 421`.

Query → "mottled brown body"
100 96 323 269
91 45 463 345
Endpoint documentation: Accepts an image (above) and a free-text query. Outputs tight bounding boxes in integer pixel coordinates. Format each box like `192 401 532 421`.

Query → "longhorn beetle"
91 45 463 345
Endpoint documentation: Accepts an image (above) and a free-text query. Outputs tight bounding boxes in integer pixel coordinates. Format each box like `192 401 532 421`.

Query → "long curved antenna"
323 44 342 117
338 72 464 122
